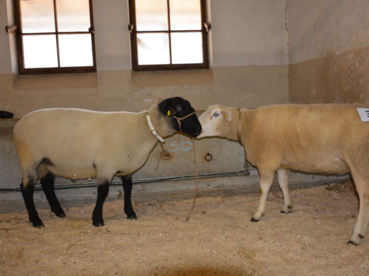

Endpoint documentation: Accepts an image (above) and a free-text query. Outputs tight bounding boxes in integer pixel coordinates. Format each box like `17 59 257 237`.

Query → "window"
14 0 96 75
128 0 209 71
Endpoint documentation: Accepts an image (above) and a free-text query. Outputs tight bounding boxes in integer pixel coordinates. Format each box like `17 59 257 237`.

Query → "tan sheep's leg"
277 169 293 214
348 173 369 246
251 170 275 222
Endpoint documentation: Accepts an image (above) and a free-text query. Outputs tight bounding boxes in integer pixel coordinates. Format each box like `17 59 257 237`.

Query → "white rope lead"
186 138 199 222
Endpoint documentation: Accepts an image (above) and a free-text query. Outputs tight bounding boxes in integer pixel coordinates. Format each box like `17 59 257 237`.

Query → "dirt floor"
1 180 369 276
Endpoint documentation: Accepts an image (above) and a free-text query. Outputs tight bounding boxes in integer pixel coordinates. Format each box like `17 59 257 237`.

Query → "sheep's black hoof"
281 210 292 214
251 217 260 222
347 240 359 246
92 217 105 227
126 212 137 220
359 234 365 239
56 213 66 218
53 209 66 218
31 218 45 228
93 221 105 227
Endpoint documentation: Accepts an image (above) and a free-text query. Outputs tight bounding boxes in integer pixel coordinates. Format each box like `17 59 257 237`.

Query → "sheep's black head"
159 97 202 137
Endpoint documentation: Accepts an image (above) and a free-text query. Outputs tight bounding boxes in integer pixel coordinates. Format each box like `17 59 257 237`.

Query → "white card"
357 108 369 122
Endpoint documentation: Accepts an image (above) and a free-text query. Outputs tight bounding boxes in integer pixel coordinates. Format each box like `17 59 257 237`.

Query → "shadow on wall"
147 266 248 275
289 47 369 104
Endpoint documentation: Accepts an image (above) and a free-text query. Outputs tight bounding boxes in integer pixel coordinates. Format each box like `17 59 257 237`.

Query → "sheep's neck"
225 107 242 142
238 109 256 145
148 105 174 138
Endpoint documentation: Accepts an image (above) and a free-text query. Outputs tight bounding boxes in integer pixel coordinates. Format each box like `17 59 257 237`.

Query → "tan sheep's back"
241 104 369 174
14 108 155 180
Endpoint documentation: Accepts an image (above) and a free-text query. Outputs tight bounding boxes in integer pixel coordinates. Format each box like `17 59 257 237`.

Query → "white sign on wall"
357 108 369 122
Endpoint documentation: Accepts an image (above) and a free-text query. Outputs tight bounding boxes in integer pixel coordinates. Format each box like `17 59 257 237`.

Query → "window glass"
136 0 168 31
130 0 208 71
23 35 58 68
171 32 203 64
59 34 93 67
137 33 170 65
17 0 95 74
20 0 55 33
56 0 91 32
169 0 201 31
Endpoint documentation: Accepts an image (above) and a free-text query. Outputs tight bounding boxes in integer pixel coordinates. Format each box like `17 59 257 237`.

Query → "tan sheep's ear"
221 110 232 121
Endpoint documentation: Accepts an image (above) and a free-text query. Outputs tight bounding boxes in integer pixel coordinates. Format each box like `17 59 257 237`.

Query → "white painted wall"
211 0 288 67
1 1 290 72
93 0 132 71
6 0 17 73
0 0 13 74
288 0 369 64
92 0 290 70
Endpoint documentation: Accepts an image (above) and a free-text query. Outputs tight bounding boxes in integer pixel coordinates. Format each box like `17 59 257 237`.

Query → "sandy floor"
1 180 369 276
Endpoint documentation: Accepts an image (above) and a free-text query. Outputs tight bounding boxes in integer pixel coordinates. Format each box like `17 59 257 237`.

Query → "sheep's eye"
214 113 219 117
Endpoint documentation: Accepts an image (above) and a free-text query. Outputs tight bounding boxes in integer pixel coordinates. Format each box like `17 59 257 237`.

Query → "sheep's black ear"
159 98 180 117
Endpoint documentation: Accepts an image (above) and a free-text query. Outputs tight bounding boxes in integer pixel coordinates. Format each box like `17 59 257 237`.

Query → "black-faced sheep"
14 97 202 228
197 104 369 245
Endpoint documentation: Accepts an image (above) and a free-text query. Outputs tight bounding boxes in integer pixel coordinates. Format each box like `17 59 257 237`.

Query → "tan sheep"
197 103 369 245
14 97 202 228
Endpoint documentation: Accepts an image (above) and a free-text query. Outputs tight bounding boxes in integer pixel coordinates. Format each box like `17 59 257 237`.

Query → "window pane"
136 0 168 31
20 0 55 33
57 0 91 32
23 35 58 68
137 33 170 65
59 34 93 67
171 33 203 64
170 0 201 30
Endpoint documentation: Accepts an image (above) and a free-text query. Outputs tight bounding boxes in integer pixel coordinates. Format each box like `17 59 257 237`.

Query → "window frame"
14 0 97 75
128 0 209 72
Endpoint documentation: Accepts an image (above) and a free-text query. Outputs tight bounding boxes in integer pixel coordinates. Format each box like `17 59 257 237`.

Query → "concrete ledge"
0 118 19 128
0 172 350 213
131 69 213 87
14 73 98 90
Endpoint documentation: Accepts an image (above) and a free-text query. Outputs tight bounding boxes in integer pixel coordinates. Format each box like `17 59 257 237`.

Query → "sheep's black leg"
40 172 65 218
121 174 137 220
21 178 44 228
92 180 110 227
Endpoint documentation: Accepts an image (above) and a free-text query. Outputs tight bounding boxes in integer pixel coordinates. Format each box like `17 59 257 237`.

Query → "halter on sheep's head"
159 97 202 138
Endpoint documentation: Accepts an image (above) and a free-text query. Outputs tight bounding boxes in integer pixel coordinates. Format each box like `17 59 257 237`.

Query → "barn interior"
0 0 369 275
